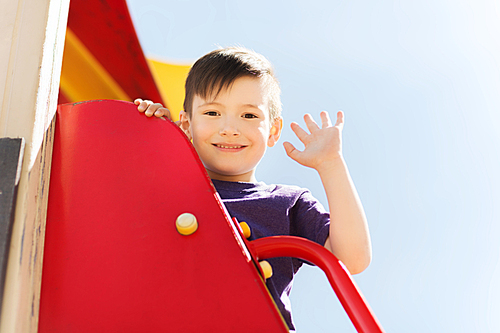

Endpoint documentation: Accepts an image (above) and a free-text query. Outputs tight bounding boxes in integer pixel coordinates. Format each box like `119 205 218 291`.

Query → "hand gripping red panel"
39 100 289 332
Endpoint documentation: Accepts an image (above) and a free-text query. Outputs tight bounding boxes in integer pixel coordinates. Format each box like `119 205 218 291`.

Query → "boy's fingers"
135 99 171 119
304 114 320 133
145 103 163 117
156 108 171 119
320 111 333 128
334 111 344 131
290 122 309 143
144 103 157 116
137 100 153 113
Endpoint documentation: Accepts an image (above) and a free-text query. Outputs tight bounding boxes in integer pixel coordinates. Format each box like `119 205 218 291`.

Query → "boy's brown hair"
183 47 282 121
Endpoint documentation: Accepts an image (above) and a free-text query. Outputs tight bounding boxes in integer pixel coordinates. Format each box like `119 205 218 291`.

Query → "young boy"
135 47 371 331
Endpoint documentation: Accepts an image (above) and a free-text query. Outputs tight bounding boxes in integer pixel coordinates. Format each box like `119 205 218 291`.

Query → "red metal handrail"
249 236 384 333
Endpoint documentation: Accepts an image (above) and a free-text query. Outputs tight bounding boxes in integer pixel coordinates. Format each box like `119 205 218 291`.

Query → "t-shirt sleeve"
289 189 330 247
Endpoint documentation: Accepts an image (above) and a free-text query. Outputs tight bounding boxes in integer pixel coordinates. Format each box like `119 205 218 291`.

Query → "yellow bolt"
259 260 273 280
239 222 251 239
176 213 198 236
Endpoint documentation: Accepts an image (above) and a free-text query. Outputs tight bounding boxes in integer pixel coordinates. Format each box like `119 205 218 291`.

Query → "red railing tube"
250 236 384 333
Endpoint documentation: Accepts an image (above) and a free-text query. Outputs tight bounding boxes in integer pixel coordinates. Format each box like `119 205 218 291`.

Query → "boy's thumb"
283 142 300 161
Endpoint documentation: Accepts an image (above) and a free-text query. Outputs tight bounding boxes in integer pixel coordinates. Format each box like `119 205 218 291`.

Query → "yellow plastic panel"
60 29 130 102
147 58 192 121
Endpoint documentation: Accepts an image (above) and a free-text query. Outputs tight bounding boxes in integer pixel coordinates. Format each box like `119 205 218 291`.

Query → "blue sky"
126 1 500 331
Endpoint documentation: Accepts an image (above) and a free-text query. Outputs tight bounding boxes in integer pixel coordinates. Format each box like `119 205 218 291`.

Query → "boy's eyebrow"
242 103 262 110
197 102 223 108
197 102 262 110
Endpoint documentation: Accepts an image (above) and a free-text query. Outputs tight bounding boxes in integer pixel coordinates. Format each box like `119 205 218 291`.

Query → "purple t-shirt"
212 179 330 331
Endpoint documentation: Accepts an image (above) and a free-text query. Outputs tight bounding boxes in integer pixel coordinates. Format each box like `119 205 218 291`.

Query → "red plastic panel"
250 236 385 333
39 100 288 332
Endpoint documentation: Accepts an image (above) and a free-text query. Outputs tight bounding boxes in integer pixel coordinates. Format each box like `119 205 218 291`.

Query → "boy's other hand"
283 111 344 172
134 98 171 119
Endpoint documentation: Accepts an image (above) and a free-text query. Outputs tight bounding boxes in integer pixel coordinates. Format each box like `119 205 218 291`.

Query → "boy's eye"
243 113 258 119
204 111 219 116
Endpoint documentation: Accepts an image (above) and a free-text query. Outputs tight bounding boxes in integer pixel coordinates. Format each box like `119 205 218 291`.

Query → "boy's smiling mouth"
213 143 247 149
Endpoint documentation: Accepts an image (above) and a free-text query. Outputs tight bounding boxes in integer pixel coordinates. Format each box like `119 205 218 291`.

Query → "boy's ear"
179 110 192 140
267 117 283 148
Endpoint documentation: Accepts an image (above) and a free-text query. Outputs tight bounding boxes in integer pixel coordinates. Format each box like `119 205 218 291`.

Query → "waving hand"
283 111 344 172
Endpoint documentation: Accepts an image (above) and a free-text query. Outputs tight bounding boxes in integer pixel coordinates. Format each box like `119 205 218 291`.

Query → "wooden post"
0 139 25 308
0 0 70 331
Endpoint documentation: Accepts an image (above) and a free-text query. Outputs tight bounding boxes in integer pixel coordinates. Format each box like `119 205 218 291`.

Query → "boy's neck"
207 168 257 183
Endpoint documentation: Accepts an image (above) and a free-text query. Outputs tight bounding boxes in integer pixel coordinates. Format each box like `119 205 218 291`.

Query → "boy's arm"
319 156 371 274
284 111 372 275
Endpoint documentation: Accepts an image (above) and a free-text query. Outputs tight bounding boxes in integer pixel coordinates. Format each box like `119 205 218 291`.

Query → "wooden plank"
0 120 56 333
0 0 69 331
0 138 25 312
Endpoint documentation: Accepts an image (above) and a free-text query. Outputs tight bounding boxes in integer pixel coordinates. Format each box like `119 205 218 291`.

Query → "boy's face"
180 76 282 182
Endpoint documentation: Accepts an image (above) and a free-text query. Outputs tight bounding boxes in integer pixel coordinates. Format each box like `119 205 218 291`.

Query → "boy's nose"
219 121 240 137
